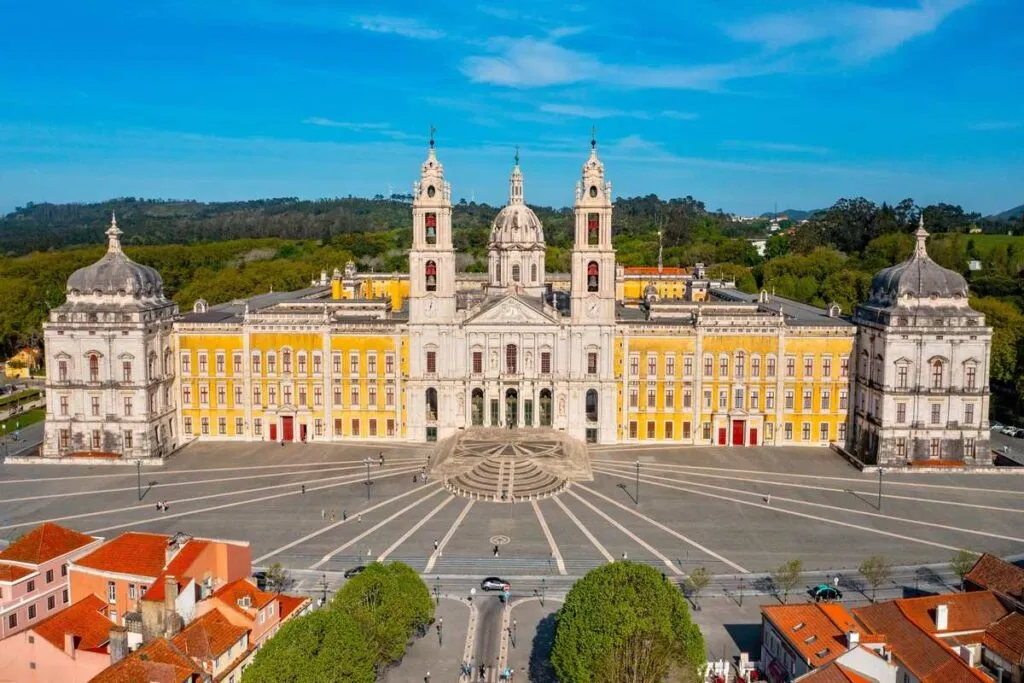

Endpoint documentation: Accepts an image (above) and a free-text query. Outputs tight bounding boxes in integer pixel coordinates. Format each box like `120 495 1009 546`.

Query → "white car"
1001 426 1018 436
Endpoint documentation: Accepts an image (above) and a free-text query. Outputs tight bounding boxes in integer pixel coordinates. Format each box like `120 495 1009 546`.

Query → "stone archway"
505 388 518 428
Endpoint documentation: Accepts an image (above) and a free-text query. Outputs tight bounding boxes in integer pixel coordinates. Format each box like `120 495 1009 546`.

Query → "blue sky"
1 0 1022 216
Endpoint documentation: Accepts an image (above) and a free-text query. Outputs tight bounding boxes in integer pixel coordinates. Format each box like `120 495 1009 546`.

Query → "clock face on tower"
425 298 436 317
586 299 601 318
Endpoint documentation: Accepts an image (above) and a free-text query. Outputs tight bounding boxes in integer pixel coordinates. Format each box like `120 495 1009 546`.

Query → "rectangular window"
766 390 775 410
646 421 655 439
587 352 597 375
107 581 116 603
350 354 359 374
702 422 711 441
350 385 360 407
735 355 745 378
734 388 743 410
841 357 849 377
217 385 226 406
387 419 395 436
703 356 713 377
838 422 846 441
386 385 395 406
314 386 323 406
472 351 483 374
820 390 830 411
128 584 136 600
385 353 395 375
629 387 639 409
802 390 812 411
542 351 552 374
785 391 794 410
767 357 776 377
216 353 225 374
786 357 796 377
332 353 341 374
59 395 69 416
254 418 262 436
665 388 674 410
282 350 292 373
199 354 208 374
351 419 360 437
369 419 378 437
267 353 278 374
47 595 56 610
897 365 908 388
804 357 814 377
719 390 727 410
751 357 761 377
665 421 673 439
28 605 36 620
666 356 675 376
703 390 712 409
253 386 262 405
27 579 35 592
784 423 793 440
683 389 692 409
91 396 101 416
298 354 308 375
965 438 975 457
367 354 377 375
932 362 943 389
181 353 191 375
750 390 759 410
684 356 693 377
930 438 940 458
218 417 226 435
720 356 729 377
59 429 70 449
931 404 941 424
819 423 829 441
298 386 307 406
647 354 657 377
123 430 133 449
368 385 377 408
234 386 242 406
122 361 132 382
822 357 831 378
426 351 437 374
964 404 974 424
315 419 323 436
802 422 811 440
647 388 657 409
235 417 244 435
333 386 342 406
233 353 242 374
629 421 638 439
7 614 16 629
766 422 775 440
283 385 292 405
683 421 691 439
966 366 977 390
629 355 640 377
58 360 68 381
897 403 906 423
201 417 209 435
184 417 193 435
91 429 101 449
839 390 848 410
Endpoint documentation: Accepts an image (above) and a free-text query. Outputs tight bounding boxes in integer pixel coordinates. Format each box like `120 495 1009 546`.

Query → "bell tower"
570 132 616 324
409 129 456 323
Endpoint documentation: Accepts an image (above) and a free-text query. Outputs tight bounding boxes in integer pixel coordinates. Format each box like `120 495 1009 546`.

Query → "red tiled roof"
797 663 874 683
33 594 112 652
623 266 689 276
211 577 275 617
965 553 1024 601
0 562 34 581
74 532 169 578
171 608 247 661
983 612 1024 665
853 601 989 683
143 540 210 602
0 522 97 565
89 637 200 683
896 592 1009 634
762 603 859 668
277 593 309 622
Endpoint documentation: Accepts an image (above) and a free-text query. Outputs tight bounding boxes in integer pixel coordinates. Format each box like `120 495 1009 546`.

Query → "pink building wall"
0 628 110 683
0 539 102 640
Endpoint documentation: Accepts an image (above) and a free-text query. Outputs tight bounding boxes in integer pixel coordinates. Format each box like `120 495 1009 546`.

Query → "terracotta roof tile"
965 553 1024 601
75 532 169 578
89 637 199 683
171 608 247 661
33 594 112 652
0 562 34 581
762 603 858 668
211 577 276 617
983 612 1024 665
277 593 309 622
143 540 210 602
896 592 1009 634
853 601 989 683
623 266 690 276
796 663 873 682
0 522 97 565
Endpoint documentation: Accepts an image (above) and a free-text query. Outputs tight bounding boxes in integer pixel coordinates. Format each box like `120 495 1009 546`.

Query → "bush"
551 561 705 683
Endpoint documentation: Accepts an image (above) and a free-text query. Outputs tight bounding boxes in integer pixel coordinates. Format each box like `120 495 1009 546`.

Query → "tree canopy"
551 561 705 683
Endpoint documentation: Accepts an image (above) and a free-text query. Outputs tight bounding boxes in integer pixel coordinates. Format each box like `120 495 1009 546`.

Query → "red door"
269 423 277 441
718 428 727 445
732 420 745 446
300 424 308 442
749 428 758 446
282 416 294 442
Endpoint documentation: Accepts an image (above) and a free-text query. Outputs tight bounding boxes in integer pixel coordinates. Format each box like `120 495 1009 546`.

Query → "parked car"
809 584 842 602
990 422 1003 431
343 565 366 579
481 577 510 592
1015 428 1024 439
1000 426 1018 436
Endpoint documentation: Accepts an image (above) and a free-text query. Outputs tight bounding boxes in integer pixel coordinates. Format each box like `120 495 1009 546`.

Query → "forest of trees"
1 193 1021 410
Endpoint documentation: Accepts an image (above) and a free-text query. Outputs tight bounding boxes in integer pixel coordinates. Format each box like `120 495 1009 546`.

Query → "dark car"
344 565 366 579
1014 428 1024 438
252 571 268 591
809 584 842 602
481 577 510 592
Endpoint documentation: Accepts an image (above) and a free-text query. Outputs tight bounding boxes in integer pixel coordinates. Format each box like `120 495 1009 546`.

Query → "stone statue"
525 352 533 370
457 393 465 416
558 394 566 417
490 351 498 370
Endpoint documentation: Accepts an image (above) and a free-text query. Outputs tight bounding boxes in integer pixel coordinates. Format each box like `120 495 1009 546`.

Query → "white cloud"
547 25 588 39
302 118 390 131
968 121 1021 131
352 15 445 40
461 38 782 90
725 0 977 62
724 140 831 155
538 104 698 120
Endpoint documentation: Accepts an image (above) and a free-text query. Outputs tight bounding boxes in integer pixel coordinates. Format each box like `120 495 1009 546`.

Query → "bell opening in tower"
587 213 599 245
425 213 437 245
425 260 437 291
587 261 599 292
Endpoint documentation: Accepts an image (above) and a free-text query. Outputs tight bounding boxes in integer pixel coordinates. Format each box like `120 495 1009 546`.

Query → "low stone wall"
829 443 1024 475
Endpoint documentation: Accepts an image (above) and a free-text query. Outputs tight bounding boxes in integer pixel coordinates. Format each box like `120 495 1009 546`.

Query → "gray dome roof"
489 158 545 247
866 223 967 307
66 216 164 297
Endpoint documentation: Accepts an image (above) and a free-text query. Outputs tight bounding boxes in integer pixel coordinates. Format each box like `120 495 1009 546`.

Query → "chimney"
935 604 949 631
64 632 80 658
847 630 860 650
108 626 128 664
958 645 975 667
164 574 178 611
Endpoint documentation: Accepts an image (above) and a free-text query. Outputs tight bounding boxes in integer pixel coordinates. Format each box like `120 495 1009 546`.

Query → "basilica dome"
489 156 545 247
866 220 967 308
67 214 164 297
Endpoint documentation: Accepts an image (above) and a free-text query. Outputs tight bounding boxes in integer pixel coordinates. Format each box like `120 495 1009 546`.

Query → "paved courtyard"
2 437 1023 680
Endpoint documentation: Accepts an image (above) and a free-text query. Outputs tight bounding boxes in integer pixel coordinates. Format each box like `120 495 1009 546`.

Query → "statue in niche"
525 352 533 371
558 394 566 417
490 350 498 370
457 393 465 416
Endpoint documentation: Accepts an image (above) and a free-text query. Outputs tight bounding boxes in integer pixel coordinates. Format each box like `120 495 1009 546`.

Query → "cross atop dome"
914 215 929 259
509 147 524 205
106 211 122 254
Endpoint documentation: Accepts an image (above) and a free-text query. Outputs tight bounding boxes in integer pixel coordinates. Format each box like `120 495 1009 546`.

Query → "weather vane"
429 124 436 149
514 145 519 165
591 125 597 149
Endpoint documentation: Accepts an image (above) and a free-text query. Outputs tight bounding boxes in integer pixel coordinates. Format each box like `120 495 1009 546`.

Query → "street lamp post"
1 424 7 458
469 587 475 604
363 457 374 500
512 619 517 648
540 578 545 607
877 467 883 511
634 460 640 506
436 617 443 646
137 460 142 501
434 576 440 605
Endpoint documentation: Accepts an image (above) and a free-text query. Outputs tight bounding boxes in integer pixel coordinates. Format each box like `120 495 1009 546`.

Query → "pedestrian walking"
765 492 771 505
330 510 336 523
155 502 161 512
342 509 347 521
301 484 306 495
413 474 418 483
493 544 499 557
621 551 628 561
433 538 439 551
379 452 385 468
321 509 326 521
358 514 363 524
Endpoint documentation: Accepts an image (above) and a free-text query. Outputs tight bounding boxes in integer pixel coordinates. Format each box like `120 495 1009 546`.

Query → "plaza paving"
2 437 1023 681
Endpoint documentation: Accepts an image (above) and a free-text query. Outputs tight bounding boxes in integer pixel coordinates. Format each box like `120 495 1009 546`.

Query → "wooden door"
269 423 277 441
749 428 758 446
717 427 727 445
282 416 294 442
732 420 745 446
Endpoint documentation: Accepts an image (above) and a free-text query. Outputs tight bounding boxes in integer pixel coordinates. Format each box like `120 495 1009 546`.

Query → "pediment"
464 295 560 327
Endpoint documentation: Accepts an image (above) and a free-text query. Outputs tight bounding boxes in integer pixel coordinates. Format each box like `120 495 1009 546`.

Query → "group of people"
155 500 170 512
460 663 514 681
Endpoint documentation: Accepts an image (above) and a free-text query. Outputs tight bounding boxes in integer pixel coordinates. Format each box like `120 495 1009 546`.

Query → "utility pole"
635 460 640 506
877 467 883 511
137 460 142 501
434 576 440 605
363 457 374 500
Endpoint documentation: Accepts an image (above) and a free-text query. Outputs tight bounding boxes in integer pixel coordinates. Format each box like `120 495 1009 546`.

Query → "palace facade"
42 137 992 465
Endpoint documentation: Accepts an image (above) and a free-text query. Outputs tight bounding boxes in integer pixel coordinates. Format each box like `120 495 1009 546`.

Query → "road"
0 421 43 458
991 429 1024 465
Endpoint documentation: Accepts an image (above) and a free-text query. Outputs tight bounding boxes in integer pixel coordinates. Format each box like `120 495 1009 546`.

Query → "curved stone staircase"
445 455 567 503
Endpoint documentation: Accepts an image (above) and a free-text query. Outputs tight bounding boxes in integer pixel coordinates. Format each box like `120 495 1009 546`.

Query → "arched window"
505 344 518 374
531 263 538 283
512 264 521 282
585 389 598 422
282 349 292 373
931 360 944 389
734 352 745 379
88 354 99 382
587 213 599 245
425 260 437 292
539 389 552 427
495 261 501 282
425 213 437 245
587 261 599 292
425 388 438 421
471 388 485 426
